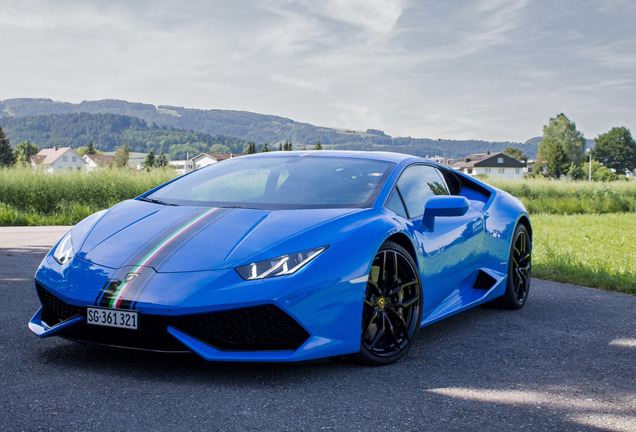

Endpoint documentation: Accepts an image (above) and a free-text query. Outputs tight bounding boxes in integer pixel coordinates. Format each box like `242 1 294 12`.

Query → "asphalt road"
1 227 634 432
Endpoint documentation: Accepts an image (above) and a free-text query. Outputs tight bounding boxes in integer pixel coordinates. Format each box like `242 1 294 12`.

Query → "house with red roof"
83 154 114 171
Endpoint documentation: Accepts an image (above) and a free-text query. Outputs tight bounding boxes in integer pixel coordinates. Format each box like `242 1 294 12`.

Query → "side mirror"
422 196 469 231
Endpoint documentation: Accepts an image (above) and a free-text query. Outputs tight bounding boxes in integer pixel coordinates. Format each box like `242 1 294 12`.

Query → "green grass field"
530 214 635 294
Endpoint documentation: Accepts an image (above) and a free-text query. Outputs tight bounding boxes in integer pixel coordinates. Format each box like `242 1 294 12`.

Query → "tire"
493 224 532 309
354 241 423 365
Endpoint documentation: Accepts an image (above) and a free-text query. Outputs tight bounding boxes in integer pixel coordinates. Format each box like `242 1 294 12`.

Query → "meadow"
1 167 634 293
0 167 177 225
529 214 635 294
487 178 636 214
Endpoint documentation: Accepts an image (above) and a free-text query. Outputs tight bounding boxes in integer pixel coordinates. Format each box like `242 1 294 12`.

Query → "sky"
1 0 635 142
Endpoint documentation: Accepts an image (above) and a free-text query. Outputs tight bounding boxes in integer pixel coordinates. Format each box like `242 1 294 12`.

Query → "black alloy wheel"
495 224 532 309
355 241 422 365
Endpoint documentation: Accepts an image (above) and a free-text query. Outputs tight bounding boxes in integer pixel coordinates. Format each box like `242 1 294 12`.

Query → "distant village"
29 146 532 180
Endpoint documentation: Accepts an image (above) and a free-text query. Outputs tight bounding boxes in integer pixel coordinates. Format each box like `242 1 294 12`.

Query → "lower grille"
37 284 82 327
35 285 309 352
174 305 310 351
60 316 187 352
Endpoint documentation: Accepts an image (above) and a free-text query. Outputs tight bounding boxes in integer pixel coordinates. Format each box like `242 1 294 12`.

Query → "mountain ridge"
0 98 539 159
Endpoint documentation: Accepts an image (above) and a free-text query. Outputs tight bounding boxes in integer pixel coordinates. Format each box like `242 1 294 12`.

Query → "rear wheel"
494 224 532 309
355 241 422 365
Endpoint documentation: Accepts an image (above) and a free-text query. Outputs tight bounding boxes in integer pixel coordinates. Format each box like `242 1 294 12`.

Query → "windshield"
145 156 395 209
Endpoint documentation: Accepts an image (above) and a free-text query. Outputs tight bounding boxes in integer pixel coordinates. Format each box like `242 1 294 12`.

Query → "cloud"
270 74 331 93
0 0 634 142
313 0 403 34
576 38 636 69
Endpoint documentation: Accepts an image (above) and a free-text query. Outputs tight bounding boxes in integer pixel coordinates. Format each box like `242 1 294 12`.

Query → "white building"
83 154 114 172
168 159 195 175
425 155 447 164
168 153 240 175
450 152 526 180
168 153 239 175
191 153 237 170
31 147 84 173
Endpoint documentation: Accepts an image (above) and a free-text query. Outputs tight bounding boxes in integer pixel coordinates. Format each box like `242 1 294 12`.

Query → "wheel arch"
384 232 417 263
516 215 532 242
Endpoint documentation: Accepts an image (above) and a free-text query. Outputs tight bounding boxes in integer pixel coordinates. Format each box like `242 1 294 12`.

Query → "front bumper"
30 242 372 362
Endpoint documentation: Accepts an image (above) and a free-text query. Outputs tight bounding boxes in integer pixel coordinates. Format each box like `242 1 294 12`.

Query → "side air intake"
473 270 497 290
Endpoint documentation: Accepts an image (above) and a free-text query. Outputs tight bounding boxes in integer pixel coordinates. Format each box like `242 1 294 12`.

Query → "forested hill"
0 113 249 160
0 98 539 158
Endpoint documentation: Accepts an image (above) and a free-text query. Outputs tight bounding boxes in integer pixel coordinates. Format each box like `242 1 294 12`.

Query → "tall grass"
486 178 636 214
0 166 177 225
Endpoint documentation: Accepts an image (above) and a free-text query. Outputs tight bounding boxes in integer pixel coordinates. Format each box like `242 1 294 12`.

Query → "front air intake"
174 304 310 351
37 283 83 327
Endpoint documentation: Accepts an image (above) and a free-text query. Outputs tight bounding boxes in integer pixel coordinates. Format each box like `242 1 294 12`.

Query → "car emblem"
377 297 387 310
125 272 139 283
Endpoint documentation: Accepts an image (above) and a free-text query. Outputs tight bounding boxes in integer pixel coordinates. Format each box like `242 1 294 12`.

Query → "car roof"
240 150 423 164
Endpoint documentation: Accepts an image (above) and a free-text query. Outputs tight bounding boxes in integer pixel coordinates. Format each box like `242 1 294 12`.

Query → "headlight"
236 246 327 280
53 231 74 265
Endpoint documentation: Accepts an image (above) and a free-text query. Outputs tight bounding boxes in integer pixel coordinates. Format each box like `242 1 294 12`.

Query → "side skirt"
420 268 506 328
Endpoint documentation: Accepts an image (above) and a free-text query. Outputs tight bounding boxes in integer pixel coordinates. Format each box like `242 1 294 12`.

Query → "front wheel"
354 241 423 365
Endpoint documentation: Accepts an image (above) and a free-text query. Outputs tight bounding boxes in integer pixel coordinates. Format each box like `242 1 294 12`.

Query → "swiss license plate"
86 307 138 330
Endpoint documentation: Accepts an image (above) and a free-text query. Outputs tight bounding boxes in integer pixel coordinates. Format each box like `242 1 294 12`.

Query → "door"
386 165 485 315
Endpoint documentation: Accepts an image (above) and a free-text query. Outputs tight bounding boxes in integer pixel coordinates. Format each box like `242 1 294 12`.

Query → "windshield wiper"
139 197 178 206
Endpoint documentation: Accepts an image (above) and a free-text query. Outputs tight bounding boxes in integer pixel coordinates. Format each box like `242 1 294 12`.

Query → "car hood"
75 200 358 272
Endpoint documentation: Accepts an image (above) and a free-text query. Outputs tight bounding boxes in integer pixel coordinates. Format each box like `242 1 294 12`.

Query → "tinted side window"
386 190 407 218
396 165 449 219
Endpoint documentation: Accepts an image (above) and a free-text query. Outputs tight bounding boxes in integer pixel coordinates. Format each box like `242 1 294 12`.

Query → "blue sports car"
29 151 531 365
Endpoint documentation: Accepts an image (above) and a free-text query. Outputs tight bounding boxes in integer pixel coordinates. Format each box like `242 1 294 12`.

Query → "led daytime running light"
53 231 74 265
237 247 327 280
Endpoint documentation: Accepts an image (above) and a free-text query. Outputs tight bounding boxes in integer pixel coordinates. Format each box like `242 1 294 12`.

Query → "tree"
567 162 585 180
245 142 256 154
14 141 39 165
144 150 155 168
259 143 270 153
0 125 16 167
113 144 130 168
156 151 169 167
503 146 528 162
168 143 198 161
314 140 323 150
538 113 586 178
76 140 103 157
593 127 636 174
582 160 618 181
283 140 293 151
209 143 231 154
545 141 569 179
593 165 617 181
